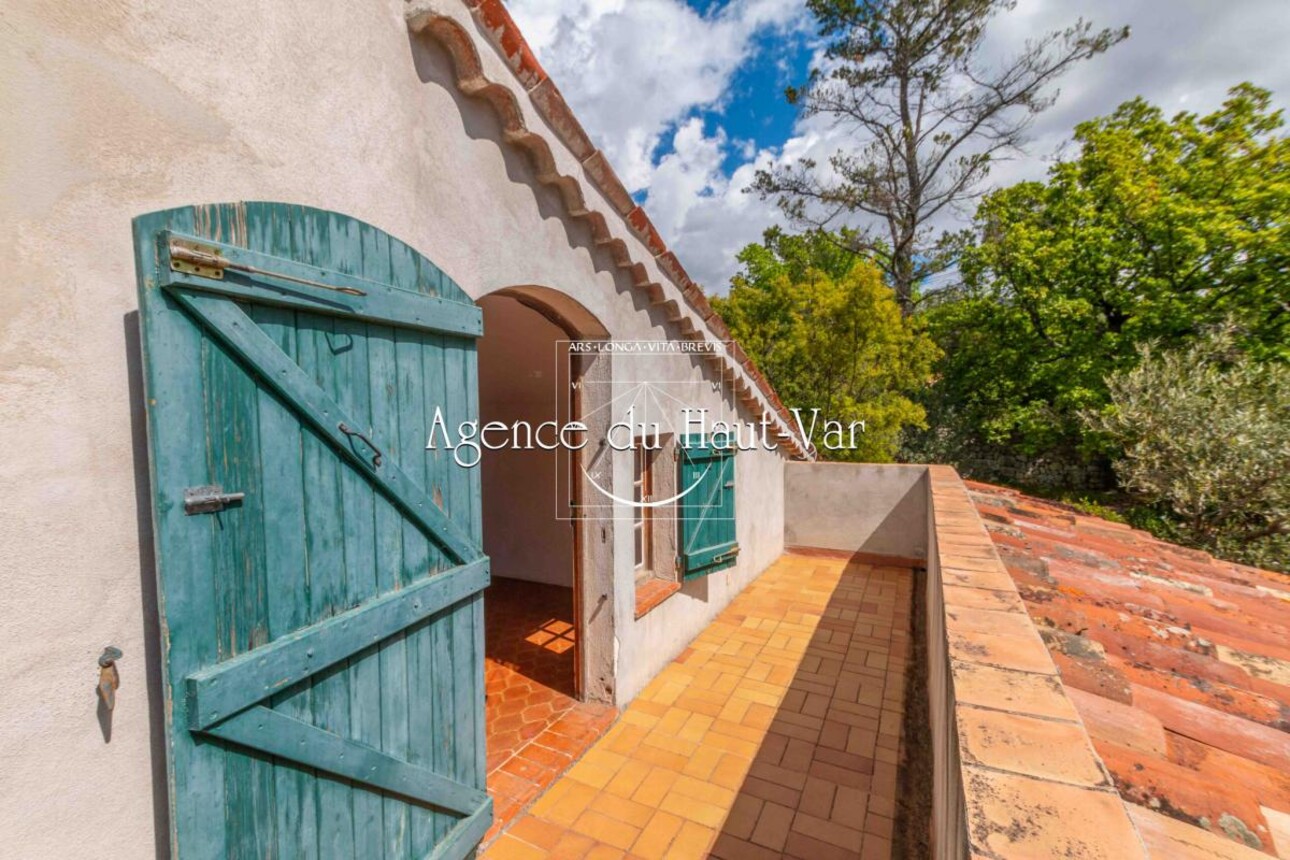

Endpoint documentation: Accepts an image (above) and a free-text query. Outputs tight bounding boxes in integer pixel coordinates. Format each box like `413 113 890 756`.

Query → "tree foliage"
714 230 939 462
753 0 1126 312
1084 327 1290 572
921 85 1290 463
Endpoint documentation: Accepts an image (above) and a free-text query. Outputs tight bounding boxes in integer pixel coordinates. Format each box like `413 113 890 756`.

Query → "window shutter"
678 433 738 578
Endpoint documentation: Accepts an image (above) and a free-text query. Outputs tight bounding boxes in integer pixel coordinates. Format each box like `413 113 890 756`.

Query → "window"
677 433 738 579
633 440 652 572
631 434 683 619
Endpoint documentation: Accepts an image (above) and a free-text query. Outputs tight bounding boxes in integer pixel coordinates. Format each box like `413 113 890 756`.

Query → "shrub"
1083 328 1290 571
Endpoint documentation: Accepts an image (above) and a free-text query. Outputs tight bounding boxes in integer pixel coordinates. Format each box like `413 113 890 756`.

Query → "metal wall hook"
97 646 122 711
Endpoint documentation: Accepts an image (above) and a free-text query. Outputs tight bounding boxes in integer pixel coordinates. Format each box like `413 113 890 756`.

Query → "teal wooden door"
134 203 490 860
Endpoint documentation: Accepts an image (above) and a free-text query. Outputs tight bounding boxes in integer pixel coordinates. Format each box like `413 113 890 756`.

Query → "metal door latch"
184 484 245 515
98 646 122 711
338 423 383 468
713 546 742 565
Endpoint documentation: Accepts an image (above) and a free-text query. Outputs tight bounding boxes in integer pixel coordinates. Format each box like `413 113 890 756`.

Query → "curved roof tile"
971 481 1290 859
406 0 814 458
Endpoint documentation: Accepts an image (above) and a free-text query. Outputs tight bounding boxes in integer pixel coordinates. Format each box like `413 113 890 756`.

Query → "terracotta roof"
927 466 1150 859
405 0 812 458
969 481 1290 859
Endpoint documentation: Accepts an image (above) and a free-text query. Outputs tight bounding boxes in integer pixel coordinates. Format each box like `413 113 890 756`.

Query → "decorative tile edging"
925 466 1150 859
404 0 812 459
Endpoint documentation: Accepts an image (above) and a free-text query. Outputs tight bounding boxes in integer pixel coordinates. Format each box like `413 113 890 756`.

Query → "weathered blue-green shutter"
678 434 738 578
134 203 491 860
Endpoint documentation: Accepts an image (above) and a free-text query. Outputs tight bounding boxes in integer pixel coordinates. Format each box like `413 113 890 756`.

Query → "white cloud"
974 0 1290 191
508 0 808 191
643 119 774 289
509 0 1290 292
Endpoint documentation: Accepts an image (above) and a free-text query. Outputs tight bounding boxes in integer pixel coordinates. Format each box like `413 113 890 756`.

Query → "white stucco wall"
479 297 575 588
0 1 789 856
619 436 786 703
784 462 929 560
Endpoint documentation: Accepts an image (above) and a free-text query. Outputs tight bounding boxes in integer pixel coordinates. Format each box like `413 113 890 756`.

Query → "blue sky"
665 2 812 177
507 0 1290 293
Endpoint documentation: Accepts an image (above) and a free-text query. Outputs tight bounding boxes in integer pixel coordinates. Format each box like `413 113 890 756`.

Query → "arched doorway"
475 287 616 833
478 292 578 694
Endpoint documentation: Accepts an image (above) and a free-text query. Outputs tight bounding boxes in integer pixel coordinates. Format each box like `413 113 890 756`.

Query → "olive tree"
1085 327 1290 570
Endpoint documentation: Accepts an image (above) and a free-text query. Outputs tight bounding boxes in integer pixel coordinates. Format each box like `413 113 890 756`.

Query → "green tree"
1083 326 1290 572
923 84 1290 464
714 230 939 462
753 0 1126 313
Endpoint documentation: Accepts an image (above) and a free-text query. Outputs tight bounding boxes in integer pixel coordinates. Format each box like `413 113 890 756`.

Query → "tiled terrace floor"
485 578 617 844
485 553 913 859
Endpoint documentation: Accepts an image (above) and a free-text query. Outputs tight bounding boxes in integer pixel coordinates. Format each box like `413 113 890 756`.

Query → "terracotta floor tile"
547 830 597 860
602 758 652 799
488 833 550 860
710 752 751 791
631 810 685 860
783 830 862 860
483 555 912 859
589 792 655 829
706 833 758 859
484 578 617 848
750 801 795 851
722 793 764 841
859 834 893 860
659 791 728 828
741 775 803 808
571 809 641 851
670 821 718 858
863 811 893 840
633 744 690 772
790 811 864 853
510 816 568 851
631 767 680 807
799 776 837 819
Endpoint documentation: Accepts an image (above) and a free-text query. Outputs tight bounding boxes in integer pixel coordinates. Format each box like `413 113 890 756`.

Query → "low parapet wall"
784 462 928 563
783 462 1150 859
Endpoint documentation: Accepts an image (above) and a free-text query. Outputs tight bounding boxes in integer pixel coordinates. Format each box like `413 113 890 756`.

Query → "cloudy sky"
507 0 1290 293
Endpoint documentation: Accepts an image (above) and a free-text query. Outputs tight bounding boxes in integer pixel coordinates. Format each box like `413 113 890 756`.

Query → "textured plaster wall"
0 1 786 855
621 437 787 703
478 297 574 588
784 462 928 560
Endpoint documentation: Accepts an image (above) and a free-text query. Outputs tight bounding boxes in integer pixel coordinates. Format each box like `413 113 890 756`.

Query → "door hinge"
184 484 246 515
169 239 228 280
167 237 366 295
